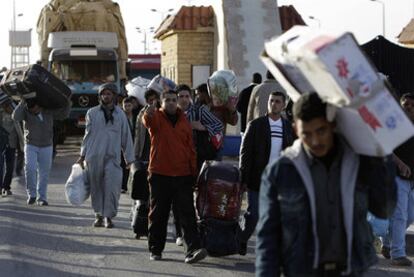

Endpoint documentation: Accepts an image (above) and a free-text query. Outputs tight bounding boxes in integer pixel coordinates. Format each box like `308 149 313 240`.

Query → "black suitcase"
0 64 71 109
199 218 241 257
131 200 149 238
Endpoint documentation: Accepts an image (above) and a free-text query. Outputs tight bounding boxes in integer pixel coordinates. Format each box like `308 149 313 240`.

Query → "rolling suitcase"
196 161 243 221
196 161 244 256
0 64 71 109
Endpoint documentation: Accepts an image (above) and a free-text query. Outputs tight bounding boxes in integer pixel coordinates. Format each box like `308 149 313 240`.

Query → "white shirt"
268 117 283 164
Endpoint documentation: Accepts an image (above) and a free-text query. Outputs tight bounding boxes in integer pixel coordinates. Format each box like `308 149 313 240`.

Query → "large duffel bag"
199 218 241 257
196 161 244 221
0 64 71 109
131 200 149 238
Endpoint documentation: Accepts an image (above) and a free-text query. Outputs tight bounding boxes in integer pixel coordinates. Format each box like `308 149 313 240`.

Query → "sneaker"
381 246 391 259
27 197 36 205
37 200 49 206
93 215 104 227
104 217 114 228
184 248 208 264
1 189 11 197
239 242 247 256
150 253 162 261
391 257 413 267
176 237 183 246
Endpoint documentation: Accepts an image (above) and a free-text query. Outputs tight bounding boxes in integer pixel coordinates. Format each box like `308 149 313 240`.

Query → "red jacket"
143 108 197 177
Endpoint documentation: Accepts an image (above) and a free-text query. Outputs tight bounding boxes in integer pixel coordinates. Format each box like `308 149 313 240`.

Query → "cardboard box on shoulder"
261 26 414 156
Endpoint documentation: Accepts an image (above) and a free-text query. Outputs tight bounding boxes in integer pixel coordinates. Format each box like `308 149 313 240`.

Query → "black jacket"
236 83 256 133
240 115 294 191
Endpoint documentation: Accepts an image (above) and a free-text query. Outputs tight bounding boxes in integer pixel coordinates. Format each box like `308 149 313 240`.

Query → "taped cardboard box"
336 90 414 156
261 26 414 156
261 26 381 107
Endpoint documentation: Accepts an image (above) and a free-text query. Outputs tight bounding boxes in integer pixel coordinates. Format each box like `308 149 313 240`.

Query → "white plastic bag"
65 164 90 206
126 76 151 106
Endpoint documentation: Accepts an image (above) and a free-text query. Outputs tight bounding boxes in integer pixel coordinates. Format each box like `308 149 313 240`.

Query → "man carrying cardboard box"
256 93 396 276
381 93 414 266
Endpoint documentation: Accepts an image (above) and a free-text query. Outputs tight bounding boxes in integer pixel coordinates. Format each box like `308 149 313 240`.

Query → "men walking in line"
238 92 294 255
12 97 70 205
143 89 207 264
77 83 134 228
256 93 396 276
237 72 262 134
247 71 285 124
382 93 414 266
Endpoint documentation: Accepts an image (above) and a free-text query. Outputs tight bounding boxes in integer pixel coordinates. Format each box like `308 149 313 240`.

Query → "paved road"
0 136 413 277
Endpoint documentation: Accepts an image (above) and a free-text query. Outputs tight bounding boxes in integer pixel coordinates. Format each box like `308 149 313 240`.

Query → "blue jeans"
240 190 259 243
0 147 15 191
383 176 414 258
25 144 53 201
367 212 389 238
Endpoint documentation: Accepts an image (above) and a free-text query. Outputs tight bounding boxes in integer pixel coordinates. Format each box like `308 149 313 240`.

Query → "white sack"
65 163 90 206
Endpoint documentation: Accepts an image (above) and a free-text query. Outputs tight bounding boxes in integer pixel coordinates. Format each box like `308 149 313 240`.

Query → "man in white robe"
77 83 134 228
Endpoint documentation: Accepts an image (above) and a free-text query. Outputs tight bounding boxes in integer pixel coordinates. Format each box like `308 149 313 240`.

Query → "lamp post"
136 27 155 54
370 0 385 37
308 16 321 28
150 8 174 21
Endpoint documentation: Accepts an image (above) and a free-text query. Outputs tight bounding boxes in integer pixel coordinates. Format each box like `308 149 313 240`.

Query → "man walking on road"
77 83 134 229
12 97 70 206
256 93 396 276
238 92 294 255
382 93 414 266
143 89 207 264
237 72 262 134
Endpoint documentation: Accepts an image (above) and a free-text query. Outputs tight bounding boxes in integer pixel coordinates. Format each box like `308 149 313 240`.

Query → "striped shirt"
185 103 224 137
268 117 283 164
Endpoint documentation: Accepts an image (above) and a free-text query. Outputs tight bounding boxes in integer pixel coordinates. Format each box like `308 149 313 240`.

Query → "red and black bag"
196 160 244 221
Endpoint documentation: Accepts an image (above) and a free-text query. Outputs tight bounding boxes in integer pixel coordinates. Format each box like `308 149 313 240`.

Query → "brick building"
154 6 215 88
154 4 305 88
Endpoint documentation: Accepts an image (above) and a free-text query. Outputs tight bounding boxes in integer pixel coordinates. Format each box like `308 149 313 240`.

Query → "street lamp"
370 0 385 37
150 8 174 20
308 16 321 28
136 27 155 54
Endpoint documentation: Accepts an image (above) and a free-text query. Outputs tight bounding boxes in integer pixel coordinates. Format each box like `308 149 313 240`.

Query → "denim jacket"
255 138 396 277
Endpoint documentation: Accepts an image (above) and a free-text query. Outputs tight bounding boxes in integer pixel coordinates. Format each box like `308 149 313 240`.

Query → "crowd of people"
0 68 413 276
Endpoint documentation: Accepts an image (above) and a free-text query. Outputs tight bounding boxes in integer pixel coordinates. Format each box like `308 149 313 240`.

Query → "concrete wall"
212 0 282 89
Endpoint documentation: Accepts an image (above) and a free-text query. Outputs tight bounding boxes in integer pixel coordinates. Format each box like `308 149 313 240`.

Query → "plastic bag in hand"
207 70 237 105
65 164 90 206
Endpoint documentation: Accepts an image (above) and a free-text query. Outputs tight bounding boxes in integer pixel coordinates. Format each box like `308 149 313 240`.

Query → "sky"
1 0 413 69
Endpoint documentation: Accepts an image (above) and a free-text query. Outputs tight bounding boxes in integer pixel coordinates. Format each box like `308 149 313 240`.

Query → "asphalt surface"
0 136 413 277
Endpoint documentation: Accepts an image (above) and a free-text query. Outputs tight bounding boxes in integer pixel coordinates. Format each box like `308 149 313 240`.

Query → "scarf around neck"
100 104 115 124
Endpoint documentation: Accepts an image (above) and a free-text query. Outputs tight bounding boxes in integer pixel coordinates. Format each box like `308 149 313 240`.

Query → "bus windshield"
51 60 118 85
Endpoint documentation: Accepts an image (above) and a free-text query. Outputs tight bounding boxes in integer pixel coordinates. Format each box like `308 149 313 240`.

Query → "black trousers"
148 174 200 256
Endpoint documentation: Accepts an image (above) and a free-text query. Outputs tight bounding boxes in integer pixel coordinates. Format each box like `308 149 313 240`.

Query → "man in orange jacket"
143 89 207 264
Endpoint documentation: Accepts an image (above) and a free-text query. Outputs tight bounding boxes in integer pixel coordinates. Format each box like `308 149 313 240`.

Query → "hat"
98 83 119 95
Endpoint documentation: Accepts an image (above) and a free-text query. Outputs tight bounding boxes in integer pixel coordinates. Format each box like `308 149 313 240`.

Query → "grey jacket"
246 79 285 123
12 101 70 147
